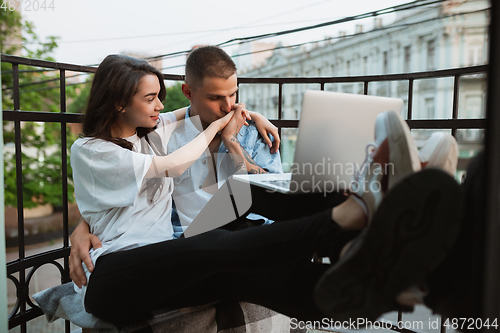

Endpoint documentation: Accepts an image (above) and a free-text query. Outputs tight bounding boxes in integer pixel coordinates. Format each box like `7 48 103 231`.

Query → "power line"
146 0 446 62
216 0 445 46
219 6 489 50
160 7 489 71
56 17 343 44
145 0 337 56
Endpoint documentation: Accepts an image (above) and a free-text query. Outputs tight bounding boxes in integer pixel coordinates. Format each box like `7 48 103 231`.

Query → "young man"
70 46 283 287
168 45 283 229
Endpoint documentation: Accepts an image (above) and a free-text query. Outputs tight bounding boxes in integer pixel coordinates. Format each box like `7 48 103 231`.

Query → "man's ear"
182 83 193 100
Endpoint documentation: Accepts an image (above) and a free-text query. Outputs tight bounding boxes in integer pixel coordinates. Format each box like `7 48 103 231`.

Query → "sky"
18 0 413 75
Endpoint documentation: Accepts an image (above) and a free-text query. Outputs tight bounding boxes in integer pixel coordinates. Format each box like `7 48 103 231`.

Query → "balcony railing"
1 53 488 332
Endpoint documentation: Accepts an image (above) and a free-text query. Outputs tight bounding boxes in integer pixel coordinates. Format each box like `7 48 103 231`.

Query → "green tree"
163 82 189 112
1 10 78 209
68 79 92 114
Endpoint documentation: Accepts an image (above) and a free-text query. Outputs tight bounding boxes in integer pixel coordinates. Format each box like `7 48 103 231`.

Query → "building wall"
234 42 276 73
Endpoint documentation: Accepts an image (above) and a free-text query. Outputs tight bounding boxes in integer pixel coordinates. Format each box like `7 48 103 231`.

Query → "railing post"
59 70 70 281
60 69 72 333
451 75 460 138
407 79 414 120
440 317 447 333
483 0 500 327
236 82 240 103
13 63 28 333
0 47 9 333
278 83 283 141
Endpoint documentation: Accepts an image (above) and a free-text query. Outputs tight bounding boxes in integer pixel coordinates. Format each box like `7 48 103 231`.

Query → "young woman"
71 54 461 327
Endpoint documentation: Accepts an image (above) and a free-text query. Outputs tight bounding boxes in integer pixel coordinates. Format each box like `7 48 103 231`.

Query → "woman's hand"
249 111 281 154
221 104 251 144
232 103 251 126
69 219 102 288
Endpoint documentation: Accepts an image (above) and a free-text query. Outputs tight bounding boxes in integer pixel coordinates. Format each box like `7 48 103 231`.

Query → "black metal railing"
1 53 487 332
237 65 487 171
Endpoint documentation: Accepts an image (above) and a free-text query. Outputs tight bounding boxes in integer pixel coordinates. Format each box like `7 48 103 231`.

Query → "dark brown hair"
185 46 237 90
83 54 166 150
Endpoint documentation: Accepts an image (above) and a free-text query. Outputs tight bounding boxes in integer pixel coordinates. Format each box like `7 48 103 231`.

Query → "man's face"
183 74 238 129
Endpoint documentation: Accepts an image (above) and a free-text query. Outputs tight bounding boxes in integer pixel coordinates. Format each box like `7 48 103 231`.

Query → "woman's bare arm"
146 111 235 178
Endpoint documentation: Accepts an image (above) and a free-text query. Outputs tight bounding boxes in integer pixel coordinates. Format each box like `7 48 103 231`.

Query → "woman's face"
117 74 164 137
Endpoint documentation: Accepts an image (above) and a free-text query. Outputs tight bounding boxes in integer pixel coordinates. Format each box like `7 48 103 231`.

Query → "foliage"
68 79 92 114
163 82 190 112
1 10 78 208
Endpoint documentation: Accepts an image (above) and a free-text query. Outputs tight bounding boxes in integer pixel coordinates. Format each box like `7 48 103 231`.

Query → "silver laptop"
233 90 404 194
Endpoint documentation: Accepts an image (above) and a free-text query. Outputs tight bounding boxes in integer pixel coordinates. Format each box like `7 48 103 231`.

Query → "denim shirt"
167 107 283 236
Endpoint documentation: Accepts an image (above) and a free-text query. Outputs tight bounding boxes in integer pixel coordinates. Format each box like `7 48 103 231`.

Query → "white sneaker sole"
384 111 421 189
422 134 459 176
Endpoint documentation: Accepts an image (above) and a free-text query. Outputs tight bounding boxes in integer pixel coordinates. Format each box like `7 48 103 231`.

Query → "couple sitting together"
60 45 480 330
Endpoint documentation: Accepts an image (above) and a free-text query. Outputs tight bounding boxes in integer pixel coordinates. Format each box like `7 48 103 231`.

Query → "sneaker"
314 169 463 323
350 110 421 222
419 132 459 176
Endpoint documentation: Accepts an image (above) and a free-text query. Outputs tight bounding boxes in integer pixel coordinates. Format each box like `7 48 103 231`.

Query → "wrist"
248 111 261 121
207 122 221 136
222 133 240 148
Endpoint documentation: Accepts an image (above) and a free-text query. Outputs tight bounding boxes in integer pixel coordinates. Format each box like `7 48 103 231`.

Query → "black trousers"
85 188 353 326
424 151 486 321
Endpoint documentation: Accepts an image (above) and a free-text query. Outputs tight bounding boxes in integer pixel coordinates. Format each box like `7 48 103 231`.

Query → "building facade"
236 0 489 172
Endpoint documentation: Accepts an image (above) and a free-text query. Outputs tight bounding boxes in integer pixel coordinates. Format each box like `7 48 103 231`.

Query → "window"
427 40 435 70
272 96 279 107
383 51 389 74
404 46 411 72
331 64 335 76
346 61 350 76
468 44 484 66
363 56 368 75
425 97 435 119
465 95 483 118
